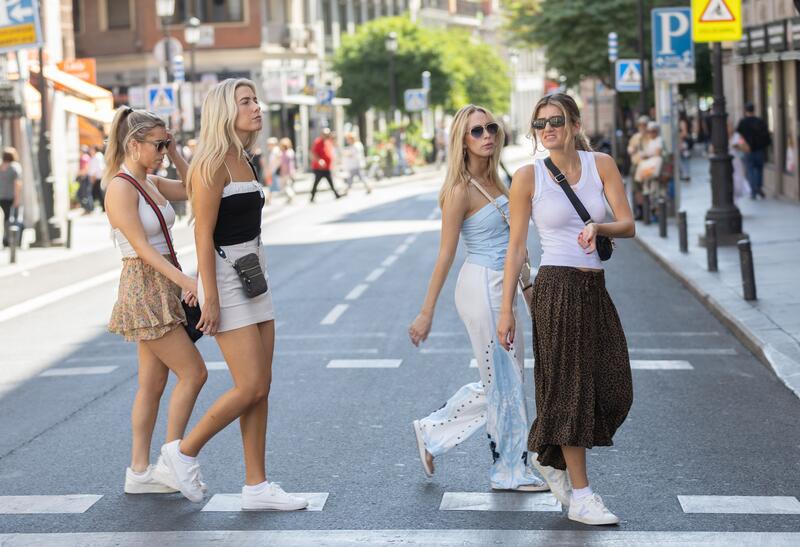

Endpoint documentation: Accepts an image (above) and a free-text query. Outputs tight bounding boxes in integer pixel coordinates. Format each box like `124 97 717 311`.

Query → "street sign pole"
608 32 618 163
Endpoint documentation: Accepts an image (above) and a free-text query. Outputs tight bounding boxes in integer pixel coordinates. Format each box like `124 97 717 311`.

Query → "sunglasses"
469 122 499 139
531 115 566 130
142 139 172 152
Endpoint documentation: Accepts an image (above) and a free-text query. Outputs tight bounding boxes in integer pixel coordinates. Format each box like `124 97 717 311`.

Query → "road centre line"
321 304 349 325
365 268 385 282
394 244 409 255
39 366 118 377
346 284 369 300
382 255 398 267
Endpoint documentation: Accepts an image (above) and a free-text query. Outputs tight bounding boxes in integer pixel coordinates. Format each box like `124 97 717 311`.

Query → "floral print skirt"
108 256 186 342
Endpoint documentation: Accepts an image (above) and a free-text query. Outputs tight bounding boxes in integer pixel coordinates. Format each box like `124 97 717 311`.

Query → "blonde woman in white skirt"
408 104 547 492
157 79 308 511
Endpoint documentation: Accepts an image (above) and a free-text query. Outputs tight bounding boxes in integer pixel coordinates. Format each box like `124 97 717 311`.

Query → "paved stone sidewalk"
635 156 800 399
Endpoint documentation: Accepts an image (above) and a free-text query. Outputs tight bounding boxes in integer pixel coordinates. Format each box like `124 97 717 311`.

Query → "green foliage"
333 17 511 116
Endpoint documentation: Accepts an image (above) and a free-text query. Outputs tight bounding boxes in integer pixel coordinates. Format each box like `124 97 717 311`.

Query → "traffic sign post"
147 84 177 120
608 32 619 163
615 60 642 93
0 0 42 53
403 88 427 112
691 0 742 42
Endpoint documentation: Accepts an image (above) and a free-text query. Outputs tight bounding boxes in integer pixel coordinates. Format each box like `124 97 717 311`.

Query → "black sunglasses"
469 122 499 139
531 115 566 130
142 139 172 152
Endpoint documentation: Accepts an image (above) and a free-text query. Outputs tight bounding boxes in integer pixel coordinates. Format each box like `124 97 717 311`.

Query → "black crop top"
213 181 265 246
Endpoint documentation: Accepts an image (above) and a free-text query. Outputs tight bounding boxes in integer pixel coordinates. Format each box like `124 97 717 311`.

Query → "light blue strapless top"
461 195 509 271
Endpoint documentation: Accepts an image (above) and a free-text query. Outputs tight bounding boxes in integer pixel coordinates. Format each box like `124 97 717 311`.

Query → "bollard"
705 220 717 272
738 238 757 301
658 198 668 238
643 194 651 225
8 225 20 264
678 211 688 253
66 218 73 249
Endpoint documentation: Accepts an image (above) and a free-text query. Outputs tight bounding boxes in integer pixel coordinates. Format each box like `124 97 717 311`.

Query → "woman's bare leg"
561 445 589 489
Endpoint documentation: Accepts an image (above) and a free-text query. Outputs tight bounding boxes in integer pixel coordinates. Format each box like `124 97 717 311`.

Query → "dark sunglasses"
469 122 499 139
142 139 172 152
531 115 566 130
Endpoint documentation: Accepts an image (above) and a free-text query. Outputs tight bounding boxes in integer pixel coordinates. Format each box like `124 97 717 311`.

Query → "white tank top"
531 151 607 270
112 172 175 258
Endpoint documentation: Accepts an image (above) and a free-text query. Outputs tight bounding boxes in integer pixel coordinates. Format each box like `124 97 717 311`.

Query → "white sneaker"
124 465 178 494
160 440 204 503
152 455 208 494
568 493 620 525
532 459 572 507
412 420 434 477
241 483 309 511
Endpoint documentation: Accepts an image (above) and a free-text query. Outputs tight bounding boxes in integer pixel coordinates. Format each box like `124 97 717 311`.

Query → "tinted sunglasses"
143 139 172 152
469 122 499 139
531 115 566 130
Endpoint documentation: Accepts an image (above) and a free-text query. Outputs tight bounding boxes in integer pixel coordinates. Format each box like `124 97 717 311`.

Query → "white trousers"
418 261 539 489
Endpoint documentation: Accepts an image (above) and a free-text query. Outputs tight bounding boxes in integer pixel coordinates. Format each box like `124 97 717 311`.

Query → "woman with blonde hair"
157 78 308 511
408 104 547 492
498 93 634 525
103 106 208 495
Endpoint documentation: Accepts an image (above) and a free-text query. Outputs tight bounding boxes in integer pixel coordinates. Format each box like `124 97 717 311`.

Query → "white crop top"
112 173 175 258
531 151 607 270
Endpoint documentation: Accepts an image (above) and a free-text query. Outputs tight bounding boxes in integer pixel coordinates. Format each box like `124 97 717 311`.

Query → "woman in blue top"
408 104 546 491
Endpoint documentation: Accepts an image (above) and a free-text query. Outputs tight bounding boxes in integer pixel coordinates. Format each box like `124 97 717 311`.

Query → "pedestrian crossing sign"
615 59 642 93
691 0 741 42
146 84 176 119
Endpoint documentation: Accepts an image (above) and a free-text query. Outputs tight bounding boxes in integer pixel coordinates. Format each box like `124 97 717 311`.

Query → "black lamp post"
637 0 647 117
156 0 176 84
385 31 399 174
703 42 745 245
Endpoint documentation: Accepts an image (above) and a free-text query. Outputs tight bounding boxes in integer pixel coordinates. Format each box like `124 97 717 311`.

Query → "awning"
27 64 115 124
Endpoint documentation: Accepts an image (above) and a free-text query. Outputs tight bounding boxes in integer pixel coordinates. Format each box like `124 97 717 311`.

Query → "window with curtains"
765 62 776 164
106 0 131 29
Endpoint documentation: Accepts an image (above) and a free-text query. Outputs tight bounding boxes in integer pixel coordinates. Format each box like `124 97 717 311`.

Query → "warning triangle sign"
699 0 735 22
620 63 641 84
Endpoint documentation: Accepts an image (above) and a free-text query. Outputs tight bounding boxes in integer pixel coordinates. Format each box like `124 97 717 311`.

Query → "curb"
635 233 800 400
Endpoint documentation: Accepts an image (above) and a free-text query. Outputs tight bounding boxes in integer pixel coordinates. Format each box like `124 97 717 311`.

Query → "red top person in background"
309 128 342 202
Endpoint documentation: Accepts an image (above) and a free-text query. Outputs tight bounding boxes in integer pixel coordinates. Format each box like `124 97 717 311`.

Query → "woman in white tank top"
498 93 635 525
104 107 208 496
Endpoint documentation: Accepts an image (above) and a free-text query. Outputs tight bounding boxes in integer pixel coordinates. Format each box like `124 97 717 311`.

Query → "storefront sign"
57 58 97 84
749 26 767 53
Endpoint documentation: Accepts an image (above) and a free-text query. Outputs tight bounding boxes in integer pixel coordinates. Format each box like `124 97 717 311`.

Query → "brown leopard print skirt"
528 266 633 470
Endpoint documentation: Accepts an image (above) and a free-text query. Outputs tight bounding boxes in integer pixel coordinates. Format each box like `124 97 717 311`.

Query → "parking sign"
652 8 695 83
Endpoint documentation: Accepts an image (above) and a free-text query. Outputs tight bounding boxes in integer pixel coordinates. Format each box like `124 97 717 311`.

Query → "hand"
496 309 516 351
166 131 178 156
578 222 599 254
182 291 198 307
408 312 433 347
196 297 219 336
180 274 198 297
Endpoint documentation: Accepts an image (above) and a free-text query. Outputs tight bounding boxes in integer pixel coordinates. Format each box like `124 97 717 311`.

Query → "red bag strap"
115 172 182 271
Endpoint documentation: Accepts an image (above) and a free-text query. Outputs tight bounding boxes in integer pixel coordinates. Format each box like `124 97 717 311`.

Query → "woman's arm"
12 169 21 208
497 165 534 350
152 137 189 201
105 178 195 295
408 184 469 346
192 167 226 336
578 154 635 252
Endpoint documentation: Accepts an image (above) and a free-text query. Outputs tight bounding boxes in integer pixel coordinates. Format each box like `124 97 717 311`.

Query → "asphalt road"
0 170 798 546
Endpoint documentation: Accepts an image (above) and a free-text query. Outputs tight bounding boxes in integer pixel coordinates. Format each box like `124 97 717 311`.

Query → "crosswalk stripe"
327 359 402 368
631 360 693 370
201 492 328 512
678 495 800 514
439 492 561 512
0 495 102 514
321 304 349 325
40 366 118 377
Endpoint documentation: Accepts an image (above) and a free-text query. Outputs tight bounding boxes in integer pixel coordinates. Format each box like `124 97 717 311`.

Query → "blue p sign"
652 7 695 83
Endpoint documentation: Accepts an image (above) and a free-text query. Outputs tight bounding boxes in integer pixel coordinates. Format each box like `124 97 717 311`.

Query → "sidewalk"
635 156 800 399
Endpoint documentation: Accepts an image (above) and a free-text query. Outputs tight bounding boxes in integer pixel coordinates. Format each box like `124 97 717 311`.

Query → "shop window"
765 62 775 164
106 0 131 29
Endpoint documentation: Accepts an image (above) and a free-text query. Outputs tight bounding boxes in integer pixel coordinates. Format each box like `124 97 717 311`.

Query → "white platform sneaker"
124 465 178 494
241 483 309 511
567 493 620 525
160 440 205 503
531 460 572 507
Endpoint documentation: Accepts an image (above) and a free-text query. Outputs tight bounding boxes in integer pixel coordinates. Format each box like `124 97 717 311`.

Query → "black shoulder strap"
543 157 592 225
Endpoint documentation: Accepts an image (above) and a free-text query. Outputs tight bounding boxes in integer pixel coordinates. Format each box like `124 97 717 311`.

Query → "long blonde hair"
101 106 165 189
529 93 592 153
438 104 507 209
186 78 260 199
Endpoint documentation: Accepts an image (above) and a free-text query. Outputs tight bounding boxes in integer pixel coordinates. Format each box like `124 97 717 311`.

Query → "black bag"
215 246 269 298
116 172 203 342
543 157 614 261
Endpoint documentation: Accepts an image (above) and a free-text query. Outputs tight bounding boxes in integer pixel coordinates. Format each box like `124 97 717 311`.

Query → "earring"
132 149 140 162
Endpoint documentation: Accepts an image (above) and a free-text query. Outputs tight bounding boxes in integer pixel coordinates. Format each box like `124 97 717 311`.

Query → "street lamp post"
637 0 647 117
703 42 745 245
385 32 399 175
184 17 201 131
156 0 176 84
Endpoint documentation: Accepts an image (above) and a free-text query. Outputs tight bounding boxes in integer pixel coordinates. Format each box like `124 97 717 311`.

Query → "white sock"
571 485 593 503
129 467 148 477
177 448 197 464
243 480 270 494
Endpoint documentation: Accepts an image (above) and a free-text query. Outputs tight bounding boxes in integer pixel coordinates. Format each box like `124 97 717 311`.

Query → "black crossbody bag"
543 157 614 261
214 158 269 298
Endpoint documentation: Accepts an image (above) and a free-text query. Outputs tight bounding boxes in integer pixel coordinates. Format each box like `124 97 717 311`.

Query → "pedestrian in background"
498 93 634 526
264 137 282 205
310 128 341 202
0 147 22 248
678 115 693 181
278 137 297 203
342 132 372 194
736 102 770 199
102 107 207 496
168 78 308 511
89 145 106 212
627 116 649 220
637 122 664 216
78 145 93 213
408 104 547 493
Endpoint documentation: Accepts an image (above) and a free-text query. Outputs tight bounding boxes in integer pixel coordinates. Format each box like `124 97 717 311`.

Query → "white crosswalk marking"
0 495 102 514
40 366 118 377
327 359 402 368
630 348 736 356
630 360 693 370
439 492 562 512
678 495 800 514
201 493 328 512
345 284 369 300
321 304 349 325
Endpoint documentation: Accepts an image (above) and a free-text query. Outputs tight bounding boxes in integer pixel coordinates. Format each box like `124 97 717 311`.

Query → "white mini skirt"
198 236 274 333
